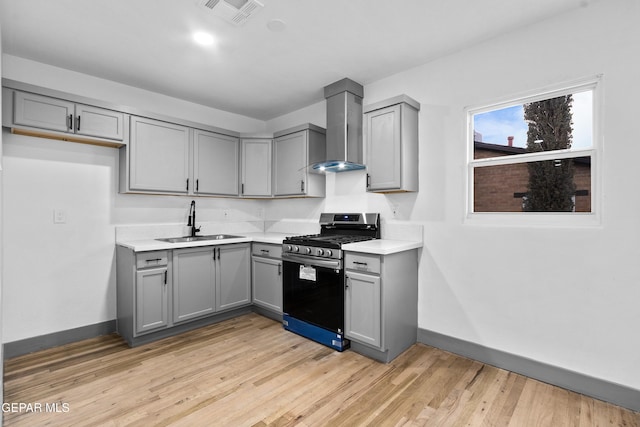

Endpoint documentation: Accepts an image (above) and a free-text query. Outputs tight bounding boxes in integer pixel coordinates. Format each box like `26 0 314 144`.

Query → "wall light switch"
53 209 66 224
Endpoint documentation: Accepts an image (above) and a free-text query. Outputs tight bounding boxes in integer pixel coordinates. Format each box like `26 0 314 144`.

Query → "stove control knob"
293 246 299 253
286 245 292 252
305 247 312 254
326 249 333 257
317 249 324 256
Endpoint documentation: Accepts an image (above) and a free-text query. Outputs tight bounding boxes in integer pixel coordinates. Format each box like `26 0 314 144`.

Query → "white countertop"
342 239 422 255
117 232 290 252
117 232 422 255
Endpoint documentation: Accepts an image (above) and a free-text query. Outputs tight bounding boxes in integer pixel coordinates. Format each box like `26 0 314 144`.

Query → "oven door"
282 254 344 334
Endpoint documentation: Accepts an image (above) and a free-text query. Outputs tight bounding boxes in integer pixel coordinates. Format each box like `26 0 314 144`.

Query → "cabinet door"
241 139 272 197
13 91 74 133
251 256 282 313
76 104 124 140
345 271 382 348
273 131 307 196
135 267 169 334
366 104 401 191
194 130 239 196
217 244 251 311
173 247 216 323
129 116 191 193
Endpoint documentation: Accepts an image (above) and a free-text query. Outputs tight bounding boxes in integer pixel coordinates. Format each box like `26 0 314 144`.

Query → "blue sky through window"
473 91 592 150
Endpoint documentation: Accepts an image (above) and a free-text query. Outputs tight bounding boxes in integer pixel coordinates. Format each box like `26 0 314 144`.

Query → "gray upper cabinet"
74 103 125 140
241 138 272 197
194 130 239 196
12 90 125 142
364 95 420 193
273 124 326 198
128 116 191 194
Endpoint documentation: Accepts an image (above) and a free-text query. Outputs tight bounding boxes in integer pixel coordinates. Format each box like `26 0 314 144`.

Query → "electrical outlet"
53 209 66 224
391 204 399 218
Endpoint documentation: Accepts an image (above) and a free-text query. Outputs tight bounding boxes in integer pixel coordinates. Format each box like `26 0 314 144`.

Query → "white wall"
0 57 268 343
272 0 640 391
2 56 267 134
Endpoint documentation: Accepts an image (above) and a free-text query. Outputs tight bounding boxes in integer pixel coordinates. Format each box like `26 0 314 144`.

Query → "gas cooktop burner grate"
285 234 376 246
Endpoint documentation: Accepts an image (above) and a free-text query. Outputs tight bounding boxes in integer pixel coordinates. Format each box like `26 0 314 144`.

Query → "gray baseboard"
3 320 117 359
418 328 640 413
251 305 283 323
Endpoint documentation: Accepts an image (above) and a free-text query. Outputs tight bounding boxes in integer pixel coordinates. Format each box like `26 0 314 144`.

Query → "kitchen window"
466 76 601 226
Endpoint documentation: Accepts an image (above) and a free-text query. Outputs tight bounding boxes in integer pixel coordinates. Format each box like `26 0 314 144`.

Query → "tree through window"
468 80 596 215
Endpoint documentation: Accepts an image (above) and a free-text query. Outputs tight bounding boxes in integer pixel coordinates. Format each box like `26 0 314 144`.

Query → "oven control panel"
282 244 342 260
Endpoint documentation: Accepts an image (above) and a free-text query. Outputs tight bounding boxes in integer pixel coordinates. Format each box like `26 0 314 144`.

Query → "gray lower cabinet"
344 270 381 348
217 244 251 311
172 246 216 323
344 250 418 363
117 243 250 346
251 243 282 315
117 247 171 344
136 266 170 333
173 243 251 322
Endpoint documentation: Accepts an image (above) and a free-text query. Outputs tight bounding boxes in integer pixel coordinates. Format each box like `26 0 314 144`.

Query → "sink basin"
156 234 243 243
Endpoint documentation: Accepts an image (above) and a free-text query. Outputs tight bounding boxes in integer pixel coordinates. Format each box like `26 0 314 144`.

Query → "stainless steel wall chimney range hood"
312 78 365 172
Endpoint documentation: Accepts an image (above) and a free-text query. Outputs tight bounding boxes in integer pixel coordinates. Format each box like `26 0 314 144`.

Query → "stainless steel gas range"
282 213 380 351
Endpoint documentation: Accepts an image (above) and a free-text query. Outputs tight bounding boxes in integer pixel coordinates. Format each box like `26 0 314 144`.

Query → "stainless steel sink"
156 234 243 243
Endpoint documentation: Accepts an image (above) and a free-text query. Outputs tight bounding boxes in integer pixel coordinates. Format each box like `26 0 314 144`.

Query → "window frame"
465 75 603 227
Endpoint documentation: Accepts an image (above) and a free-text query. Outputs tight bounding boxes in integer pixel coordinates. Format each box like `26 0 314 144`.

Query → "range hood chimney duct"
313 78 365 172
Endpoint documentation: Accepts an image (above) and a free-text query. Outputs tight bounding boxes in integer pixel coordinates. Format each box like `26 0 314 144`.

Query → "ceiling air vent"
198 0 264 26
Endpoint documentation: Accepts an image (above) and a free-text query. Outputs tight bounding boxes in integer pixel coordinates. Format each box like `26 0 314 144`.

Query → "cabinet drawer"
345 253 381 274
252 243 282 259
136 251 168 269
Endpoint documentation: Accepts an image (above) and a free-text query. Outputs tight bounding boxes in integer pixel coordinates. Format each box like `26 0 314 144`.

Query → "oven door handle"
282 253 342 270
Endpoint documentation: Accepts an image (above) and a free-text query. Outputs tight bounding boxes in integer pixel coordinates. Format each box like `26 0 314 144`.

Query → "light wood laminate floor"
3 313 639 426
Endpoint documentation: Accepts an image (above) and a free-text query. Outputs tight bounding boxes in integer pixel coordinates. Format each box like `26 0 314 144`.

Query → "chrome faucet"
187 200 201 237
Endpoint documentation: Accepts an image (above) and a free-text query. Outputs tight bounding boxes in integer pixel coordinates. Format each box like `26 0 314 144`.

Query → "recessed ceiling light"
193 31 215 46
267 19 286 32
